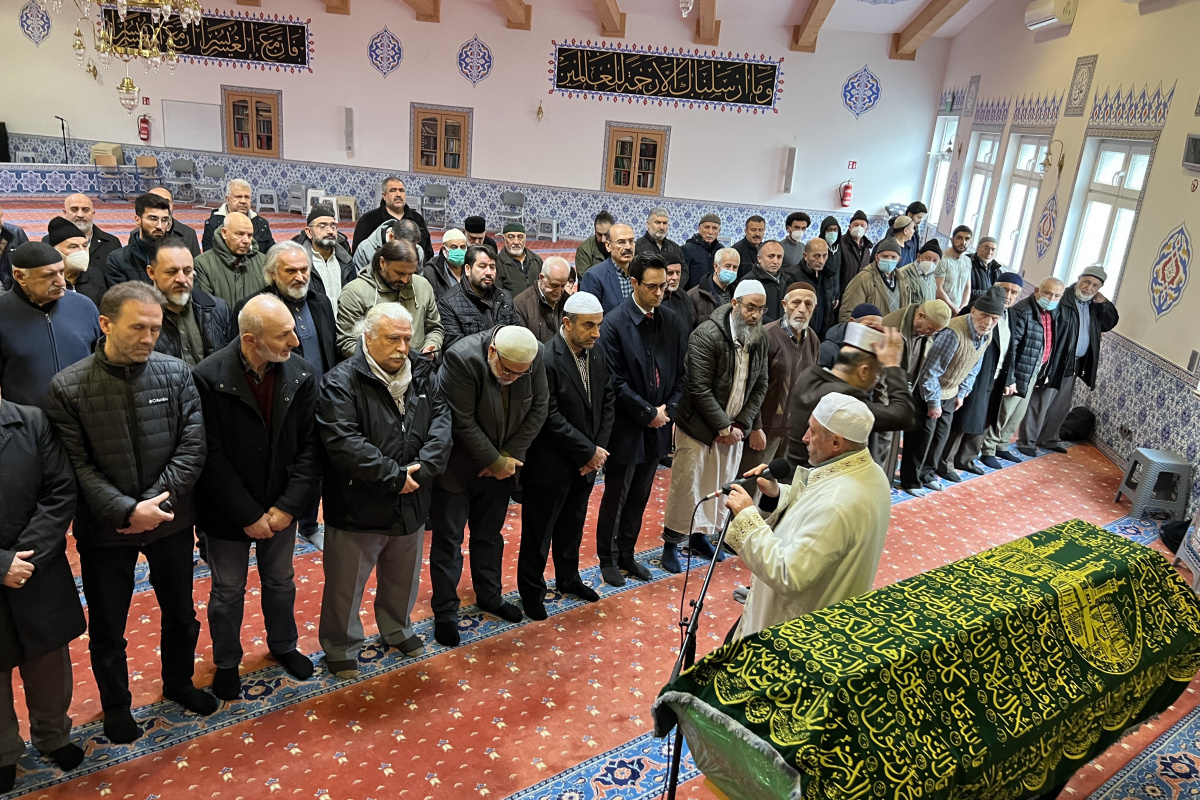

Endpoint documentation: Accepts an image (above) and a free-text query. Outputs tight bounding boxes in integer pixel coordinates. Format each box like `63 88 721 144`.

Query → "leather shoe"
1043 441 1068 453
901 484 928 498
600 566 626 587
957 461 985 476
922 480 943 492
980 455 1003 470
995 448 1021 463
621 555 653 580
559 581 600 602
936 469 962 483
1016 445 1037 457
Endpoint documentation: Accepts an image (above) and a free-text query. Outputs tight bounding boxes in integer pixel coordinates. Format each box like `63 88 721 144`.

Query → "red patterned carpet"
9 445 1190 800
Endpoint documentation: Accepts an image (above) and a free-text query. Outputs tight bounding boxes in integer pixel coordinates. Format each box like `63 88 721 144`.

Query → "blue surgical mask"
718 268 738 285
824 231 838 245
1037 296 1058 311
877 258 898 274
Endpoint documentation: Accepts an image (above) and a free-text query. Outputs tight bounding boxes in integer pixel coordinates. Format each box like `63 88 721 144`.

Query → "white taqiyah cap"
564 291 603 314
442 228 467 243
493 325 539 363
812 392 874 443
843 321 885 353
733 279 766 300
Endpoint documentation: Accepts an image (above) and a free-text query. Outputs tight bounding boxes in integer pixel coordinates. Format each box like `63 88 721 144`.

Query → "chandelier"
35 0 202 113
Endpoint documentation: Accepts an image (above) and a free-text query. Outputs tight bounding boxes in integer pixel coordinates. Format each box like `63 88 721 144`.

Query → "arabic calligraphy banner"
653 520 1200 800
550 40 783 114
99 6 312 72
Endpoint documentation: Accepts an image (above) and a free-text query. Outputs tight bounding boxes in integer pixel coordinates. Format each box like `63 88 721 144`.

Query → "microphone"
702 456 795 501
55 115 67 121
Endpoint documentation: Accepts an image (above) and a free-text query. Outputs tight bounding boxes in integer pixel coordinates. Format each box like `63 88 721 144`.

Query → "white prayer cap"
733 279 766 300
564 291 603 315
812 392 874 443
844 321 885 353
494 325 539 363
442 228 467 243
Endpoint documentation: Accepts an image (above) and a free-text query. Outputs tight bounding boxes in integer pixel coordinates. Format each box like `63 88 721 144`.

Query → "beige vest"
938 315 992 400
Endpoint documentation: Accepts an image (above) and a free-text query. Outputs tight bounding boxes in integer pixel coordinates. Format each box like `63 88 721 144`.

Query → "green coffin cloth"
653 519 1200 800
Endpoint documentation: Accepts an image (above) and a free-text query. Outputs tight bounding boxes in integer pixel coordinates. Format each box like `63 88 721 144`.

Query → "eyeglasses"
637 281 667 293
739 303 767 315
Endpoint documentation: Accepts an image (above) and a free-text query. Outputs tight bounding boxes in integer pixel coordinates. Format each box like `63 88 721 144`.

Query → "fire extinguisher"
839 180 853 209
138 114 151 142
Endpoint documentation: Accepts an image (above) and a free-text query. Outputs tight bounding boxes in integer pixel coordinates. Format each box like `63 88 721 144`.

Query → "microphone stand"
58 117 69 164
664 498 737 800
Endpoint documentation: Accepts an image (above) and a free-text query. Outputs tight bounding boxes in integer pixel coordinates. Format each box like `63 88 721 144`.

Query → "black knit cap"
12 241 63 270
974 285 1006 315
464 216 487 234
307 204 335 224
919 239 943 257
851 209 868 223
45 216 85 247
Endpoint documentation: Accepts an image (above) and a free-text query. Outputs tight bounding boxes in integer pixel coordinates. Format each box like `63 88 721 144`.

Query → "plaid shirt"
917 317 987 409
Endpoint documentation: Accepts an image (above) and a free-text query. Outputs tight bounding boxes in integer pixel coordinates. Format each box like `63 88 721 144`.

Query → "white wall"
3 0 947 216
938 0 1200 367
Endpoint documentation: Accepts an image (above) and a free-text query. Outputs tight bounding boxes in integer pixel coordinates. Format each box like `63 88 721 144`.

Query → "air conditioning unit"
1025 0 1076 30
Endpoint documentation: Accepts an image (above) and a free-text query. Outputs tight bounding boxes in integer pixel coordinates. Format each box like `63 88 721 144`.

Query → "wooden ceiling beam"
693 0 720 46
402 0 440 22
590 0 625 37
235 0 260 7
889 0 970 60
319 0 350 13
790 0 836 52
493 0 533 29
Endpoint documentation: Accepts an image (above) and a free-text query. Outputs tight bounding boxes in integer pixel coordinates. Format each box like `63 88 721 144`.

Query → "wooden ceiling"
237 0 980 60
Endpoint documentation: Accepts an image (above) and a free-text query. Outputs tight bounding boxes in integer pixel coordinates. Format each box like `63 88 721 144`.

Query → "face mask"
445 248 466 267
718 268 738 286
789 229 805 243
1037 296 1058 311
849 227 865 240
918 260 937 275
824 231 838 245
877 258 898 274
64 251 89 273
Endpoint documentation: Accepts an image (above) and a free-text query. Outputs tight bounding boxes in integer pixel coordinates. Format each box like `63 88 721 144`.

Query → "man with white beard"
660 280 770 573
738 281 821 480
148 239 232 367
494 222 545 295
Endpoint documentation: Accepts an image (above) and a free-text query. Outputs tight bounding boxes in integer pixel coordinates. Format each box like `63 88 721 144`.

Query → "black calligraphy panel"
100 8 310 69
552 43 780 111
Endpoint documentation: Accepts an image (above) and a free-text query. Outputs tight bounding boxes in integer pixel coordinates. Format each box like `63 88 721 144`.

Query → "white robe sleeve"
726 501 850 598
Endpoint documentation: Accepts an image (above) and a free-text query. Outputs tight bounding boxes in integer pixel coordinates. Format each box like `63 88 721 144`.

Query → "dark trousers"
0 646 73 767
298 481 322 537
518 479 594 602
205 527 299 669
429 475 515 622
77 529 200 711
900 400 955 487
595 458 658 566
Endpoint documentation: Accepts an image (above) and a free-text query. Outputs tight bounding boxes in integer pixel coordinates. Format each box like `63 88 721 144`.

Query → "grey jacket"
336 265 444 359
351 219 426 274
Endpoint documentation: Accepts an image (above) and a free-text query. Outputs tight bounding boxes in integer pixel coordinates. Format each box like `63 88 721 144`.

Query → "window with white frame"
994 135 1049 272
923 116 959 233
1064 139 1151 292
958 132 999 231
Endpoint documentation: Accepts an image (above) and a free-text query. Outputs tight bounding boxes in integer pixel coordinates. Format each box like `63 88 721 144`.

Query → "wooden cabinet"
225 91 279 158
606 126 667 196
413 106 470 178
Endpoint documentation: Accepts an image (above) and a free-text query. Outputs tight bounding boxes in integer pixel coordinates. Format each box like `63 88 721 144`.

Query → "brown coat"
513 285 566 343
839 262 902 322
753 320 821 438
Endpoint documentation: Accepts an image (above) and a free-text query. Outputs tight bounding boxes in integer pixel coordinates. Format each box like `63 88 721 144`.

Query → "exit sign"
847 161 857 169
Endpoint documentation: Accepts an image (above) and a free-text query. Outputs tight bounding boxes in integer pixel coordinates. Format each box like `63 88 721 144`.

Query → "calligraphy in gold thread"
101 8 308 67
553 46 778 108
663 521 1200 800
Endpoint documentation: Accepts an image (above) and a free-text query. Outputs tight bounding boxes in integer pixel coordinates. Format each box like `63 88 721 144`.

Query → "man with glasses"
298 205 354 313
429 325 548 646
105 193 176 286
594 253 687 586
659 280 770 573
514 257 572 343
579 223 638 313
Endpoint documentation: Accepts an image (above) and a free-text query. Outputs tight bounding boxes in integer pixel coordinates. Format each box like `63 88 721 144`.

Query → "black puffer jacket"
436 274 521 351
674 305 769 445
154 286 233 362
46 345 206 547
1003 296 1048 396
317 348 452 535
1043 285 1120 390
681 233 722 291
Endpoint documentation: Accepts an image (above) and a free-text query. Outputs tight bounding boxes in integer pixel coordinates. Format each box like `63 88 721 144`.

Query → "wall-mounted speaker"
783 146 797 193
344 107 355 157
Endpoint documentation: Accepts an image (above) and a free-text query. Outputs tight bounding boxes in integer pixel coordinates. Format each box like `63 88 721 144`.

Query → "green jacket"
574 236 608 275
194 227 267 312
335 264 444 359
674 305 770 445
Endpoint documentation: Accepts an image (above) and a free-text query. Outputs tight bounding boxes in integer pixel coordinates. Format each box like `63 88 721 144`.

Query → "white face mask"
849 226 866 240
64 250 90 273
789 229 805 243
918 259 938 275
